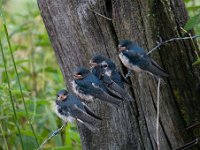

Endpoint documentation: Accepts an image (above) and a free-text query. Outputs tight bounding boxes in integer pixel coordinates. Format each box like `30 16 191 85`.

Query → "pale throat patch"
71 81 94 101
53 103 75 123
119 53 142 73
101 61 112 77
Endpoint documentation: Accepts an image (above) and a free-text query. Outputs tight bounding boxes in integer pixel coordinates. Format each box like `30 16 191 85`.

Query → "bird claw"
156 36 163 45
125 70 132 79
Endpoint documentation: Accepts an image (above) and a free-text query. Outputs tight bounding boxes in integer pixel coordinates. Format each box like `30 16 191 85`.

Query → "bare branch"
186 122 200 130
88 7 112 21
147 35 200 55
174 137 200 150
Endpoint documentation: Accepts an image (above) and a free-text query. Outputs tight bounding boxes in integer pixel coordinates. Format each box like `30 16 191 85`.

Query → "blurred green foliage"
0 0 81 150
184 0 200 33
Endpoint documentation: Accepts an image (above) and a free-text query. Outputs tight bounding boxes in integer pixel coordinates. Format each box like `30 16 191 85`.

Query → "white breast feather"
105 70 112 77
71 81 94 101
119 53 142 73
53 103 75 123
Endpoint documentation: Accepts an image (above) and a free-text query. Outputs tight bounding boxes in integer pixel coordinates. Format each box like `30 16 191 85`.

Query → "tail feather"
108 82 134 101
94 92 121 108
77 119 100 133
147 63 168 77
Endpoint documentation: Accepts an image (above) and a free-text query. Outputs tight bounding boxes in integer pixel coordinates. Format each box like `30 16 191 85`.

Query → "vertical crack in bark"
89 2 110 57
41 0 72 80
136 0 149 49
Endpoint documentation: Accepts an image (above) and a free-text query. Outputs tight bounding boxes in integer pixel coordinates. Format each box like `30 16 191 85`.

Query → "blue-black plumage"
89 54 133 101
90 54 124 88
54 89 101 132
71 67 122 107
118 40 168 77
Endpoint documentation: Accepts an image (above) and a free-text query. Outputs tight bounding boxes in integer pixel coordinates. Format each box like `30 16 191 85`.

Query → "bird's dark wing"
123 51 149 67
110 70 124 88
92 86 122 107
70 105 101 132
145 63 168 77
78 81 103 95
105 78 134 101
77 120 100 133
82 103 102 120
124 51 168 77
79 81 121 107
150 58 168 76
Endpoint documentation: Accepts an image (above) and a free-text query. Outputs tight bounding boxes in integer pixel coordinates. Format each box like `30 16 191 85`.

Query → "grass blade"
0 38 25 150
0 121 9 150
3 21 39 147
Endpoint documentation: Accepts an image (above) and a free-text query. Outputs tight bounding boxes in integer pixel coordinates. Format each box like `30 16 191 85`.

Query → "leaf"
65 124 72 146
50 146 73 150
192 58 200 65
184 13 200 30
184 0 192 3
15 59 30 65
187 6 200 11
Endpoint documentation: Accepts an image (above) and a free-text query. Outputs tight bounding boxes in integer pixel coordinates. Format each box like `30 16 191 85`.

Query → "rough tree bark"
37 0 200 150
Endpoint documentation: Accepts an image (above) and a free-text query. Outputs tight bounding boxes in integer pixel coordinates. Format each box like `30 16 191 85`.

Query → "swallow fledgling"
71 67 122 107
54 89 102 132
89 54 133 101
118 40 168 78
89 54 124 87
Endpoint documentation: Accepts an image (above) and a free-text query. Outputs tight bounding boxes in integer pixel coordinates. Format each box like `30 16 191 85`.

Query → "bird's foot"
156 36 163 45
125 70 132 79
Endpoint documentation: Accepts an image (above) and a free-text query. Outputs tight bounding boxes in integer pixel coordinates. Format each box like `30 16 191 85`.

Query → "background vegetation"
0 0 199 150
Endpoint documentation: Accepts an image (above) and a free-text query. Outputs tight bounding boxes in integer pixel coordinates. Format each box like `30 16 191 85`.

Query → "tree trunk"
37 0 200 149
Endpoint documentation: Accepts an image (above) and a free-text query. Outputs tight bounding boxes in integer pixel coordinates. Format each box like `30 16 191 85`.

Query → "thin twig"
88 7 112 21
37 123 67 150
156 78 161 150
147 35 200 55
175 137 200 150
186 122 200 130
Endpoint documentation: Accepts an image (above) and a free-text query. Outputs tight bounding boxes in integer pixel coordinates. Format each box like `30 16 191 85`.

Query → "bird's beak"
73 74 83 79
118 45 126 51
57 94 67 101
89 60 97 67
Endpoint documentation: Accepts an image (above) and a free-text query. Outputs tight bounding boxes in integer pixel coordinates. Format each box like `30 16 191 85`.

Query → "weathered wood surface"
38 0 200 149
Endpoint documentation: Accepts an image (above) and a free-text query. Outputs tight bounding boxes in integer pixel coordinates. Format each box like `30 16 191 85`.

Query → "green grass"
0 0 81 149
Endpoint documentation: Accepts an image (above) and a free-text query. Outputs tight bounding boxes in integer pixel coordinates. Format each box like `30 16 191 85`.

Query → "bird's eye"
103 64 108 68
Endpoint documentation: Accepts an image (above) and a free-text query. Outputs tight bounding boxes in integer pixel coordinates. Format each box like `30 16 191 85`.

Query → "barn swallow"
89 55 133 101
89 54 124 87
71 67 122 107
118 40 168 78
54 89 102 132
